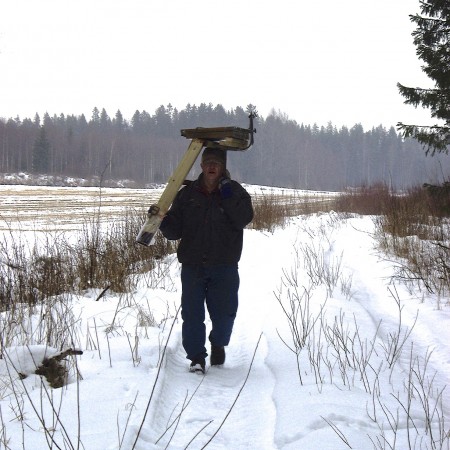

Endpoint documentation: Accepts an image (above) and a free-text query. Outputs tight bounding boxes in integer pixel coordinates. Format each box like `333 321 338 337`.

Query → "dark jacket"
159 174 253 265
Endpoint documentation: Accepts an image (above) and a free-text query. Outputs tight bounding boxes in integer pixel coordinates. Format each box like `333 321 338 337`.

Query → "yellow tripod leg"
136 138 204 246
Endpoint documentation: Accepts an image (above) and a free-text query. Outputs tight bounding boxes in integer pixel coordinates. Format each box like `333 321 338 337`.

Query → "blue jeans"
180 264 240 361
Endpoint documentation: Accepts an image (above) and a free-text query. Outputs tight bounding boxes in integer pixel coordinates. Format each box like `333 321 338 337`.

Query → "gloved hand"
218 177 233 199
148 204 160 216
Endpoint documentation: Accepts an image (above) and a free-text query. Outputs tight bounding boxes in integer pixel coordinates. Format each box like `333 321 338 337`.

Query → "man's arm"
220 182 254 230
159 190 184 240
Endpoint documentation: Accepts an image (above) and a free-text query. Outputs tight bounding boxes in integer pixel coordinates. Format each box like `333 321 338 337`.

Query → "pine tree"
397 0 450 155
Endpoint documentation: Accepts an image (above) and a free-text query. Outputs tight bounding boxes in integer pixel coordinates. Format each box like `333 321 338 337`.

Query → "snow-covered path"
122 214 450 449
129 227 289 449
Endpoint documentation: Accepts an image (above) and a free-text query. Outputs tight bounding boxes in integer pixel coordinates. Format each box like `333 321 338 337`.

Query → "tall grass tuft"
0 208 176 311
335 183 391 215
334 182 450 298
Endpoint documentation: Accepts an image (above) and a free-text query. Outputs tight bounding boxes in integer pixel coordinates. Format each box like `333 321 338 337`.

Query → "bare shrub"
378 186 434 239
0 231 77 310
335 182 450 298
374 186 450 297
335 183 391 215
0 208 177 311
277 247 449 449
423 181 450 217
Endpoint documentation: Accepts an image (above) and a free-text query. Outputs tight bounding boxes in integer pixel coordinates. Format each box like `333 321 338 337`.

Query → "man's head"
201 148 226 188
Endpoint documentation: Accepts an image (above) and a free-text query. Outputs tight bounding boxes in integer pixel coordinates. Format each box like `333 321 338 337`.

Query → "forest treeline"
1 103 449 191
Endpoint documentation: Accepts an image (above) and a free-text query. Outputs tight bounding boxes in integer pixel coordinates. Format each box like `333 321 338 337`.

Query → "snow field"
0 212 448 449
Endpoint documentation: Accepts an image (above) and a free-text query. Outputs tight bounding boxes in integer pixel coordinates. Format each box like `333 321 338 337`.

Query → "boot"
189 358 206 374
210 345 225 366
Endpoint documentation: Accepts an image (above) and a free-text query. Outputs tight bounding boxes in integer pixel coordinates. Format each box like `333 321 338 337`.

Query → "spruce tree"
32 126 51 173
397 0 450 155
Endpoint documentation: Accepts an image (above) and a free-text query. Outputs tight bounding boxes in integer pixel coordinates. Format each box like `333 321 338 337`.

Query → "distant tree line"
1 103 449 191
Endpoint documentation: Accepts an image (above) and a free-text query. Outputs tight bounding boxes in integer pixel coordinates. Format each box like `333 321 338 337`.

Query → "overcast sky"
0 0 433 129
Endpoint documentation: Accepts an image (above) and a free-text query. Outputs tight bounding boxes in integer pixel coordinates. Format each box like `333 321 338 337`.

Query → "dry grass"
0 209 176 311
1 183 448 310
377 186 449 298
251 189 336 232
335 183 450 298
334 183 391 215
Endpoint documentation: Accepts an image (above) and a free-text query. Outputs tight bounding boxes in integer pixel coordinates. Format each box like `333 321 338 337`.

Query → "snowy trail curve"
129 229 289 449
125 215 449 450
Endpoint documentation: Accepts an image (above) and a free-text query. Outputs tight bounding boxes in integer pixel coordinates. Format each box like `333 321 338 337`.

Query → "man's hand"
147 204 160 216
218 177 233 199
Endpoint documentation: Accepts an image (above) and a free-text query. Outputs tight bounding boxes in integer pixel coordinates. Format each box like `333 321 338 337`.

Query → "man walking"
160 147 254 373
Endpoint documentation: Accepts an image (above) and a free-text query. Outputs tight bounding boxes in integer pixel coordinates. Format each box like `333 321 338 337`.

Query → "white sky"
0 0 433 129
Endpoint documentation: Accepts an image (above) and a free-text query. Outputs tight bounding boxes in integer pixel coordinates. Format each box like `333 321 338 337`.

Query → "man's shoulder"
176 179 200 200
230 179 250 193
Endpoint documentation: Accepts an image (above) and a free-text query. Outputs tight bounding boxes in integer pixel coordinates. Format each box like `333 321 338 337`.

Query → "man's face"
201 160 224 184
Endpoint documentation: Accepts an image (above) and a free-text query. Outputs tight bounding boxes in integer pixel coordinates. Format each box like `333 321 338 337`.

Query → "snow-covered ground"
0 186 449 449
